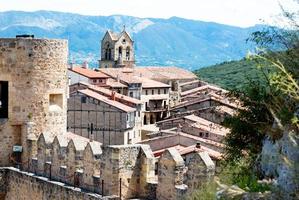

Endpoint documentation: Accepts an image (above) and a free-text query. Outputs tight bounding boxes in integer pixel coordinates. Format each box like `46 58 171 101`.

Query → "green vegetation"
194 58 267 90
192 2 299 198
218 160 271 193
187 181 217 200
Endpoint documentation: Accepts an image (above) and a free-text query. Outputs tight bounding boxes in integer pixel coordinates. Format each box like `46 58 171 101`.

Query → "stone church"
99 28 135 68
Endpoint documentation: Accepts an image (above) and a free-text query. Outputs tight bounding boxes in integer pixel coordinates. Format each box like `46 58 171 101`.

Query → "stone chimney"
177 123 182 133
196 142 201 149
82 61 88 69
111 91 116 101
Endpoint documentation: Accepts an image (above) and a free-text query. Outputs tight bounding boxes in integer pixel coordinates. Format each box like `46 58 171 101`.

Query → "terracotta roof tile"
141 78 170 88
78 89 136 113
69 66 109 79
183 115 229 136
72 82 141 105
99 66 197 82
181 84 228 97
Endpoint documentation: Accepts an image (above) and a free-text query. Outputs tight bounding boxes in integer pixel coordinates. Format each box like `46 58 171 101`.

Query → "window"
127 132 131 144
49 94 63 111
108 49 111 60
118 46 123 58
145 90 148 95
105 43 111 60
205 132 209 138
81 96 86 103
199 132 203 137
155 162 158 175
0 81 8 118
129 92 133 97
126 47 130 60
164 89 167 94
152 90 154 95
93 79 97 83
158 89 160 95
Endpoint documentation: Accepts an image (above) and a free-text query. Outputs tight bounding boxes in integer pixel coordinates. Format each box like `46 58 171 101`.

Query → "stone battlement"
21 132 216 200
0 167 118 200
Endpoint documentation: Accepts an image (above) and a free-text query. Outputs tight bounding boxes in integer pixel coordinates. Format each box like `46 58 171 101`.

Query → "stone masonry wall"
0 167 118 200
0 37 68 166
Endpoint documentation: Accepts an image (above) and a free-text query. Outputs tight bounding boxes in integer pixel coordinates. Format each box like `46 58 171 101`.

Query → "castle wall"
157 148 187 200
0 167 118 200
0 38 68 166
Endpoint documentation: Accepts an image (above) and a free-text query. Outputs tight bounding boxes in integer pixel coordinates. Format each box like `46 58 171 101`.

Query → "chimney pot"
82 61 88 69
111 91 116 101
196 142 201 149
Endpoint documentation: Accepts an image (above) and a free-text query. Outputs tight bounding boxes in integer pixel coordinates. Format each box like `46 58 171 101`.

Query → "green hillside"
194 58 265 90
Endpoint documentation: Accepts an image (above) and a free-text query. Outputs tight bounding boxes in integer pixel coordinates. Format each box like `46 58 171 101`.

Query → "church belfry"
99 28 135 68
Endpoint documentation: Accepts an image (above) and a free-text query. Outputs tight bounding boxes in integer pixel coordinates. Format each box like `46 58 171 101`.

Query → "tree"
223 0 299 164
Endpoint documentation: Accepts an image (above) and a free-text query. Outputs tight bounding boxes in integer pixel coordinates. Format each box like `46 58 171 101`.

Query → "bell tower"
99 27 135 68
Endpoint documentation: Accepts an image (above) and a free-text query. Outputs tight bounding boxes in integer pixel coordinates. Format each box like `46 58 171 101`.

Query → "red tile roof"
183 114 229 136
78 89 136 113
70 82 142 105
181 84 228 97
99 66 197 82
69 66 109 79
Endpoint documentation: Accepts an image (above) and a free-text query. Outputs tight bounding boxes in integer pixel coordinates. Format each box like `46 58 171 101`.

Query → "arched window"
108 49 112 60
105 43 110 60
118 46 123 58
105 50 108 60
126 47 130 61
143 115 147 125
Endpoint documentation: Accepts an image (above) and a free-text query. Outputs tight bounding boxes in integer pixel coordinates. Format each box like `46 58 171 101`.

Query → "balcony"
145 105 168 112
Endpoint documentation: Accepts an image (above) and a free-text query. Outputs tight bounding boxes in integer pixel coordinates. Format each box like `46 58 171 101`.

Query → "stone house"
68 65 109 86
68 89 141 145
69 81 143 141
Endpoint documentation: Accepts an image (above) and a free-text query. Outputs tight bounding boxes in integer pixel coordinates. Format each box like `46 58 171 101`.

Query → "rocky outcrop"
259 130 299 199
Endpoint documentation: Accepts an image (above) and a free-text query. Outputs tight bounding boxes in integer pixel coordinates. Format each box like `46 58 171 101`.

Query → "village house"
68 89 141 145
68 63 110 86
69 81 143 145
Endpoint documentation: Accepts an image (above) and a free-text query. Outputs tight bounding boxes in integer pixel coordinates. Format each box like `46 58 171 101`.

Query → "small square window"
49 94 63 111
81 96 87 103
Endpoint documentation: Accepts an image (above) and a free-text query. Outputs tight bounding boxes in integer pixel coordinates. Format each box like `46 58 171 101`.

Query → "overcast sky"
0 0 298 27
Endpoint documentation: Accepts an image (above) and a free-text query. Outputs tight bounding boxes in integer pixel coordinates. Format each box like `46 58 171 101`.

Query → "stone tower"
0 35 68 166
99 28 135 68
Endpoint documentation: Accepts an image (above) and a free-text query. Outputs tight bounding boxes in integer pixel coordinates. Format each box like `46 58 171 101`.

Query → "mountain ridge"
0 10 264 69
